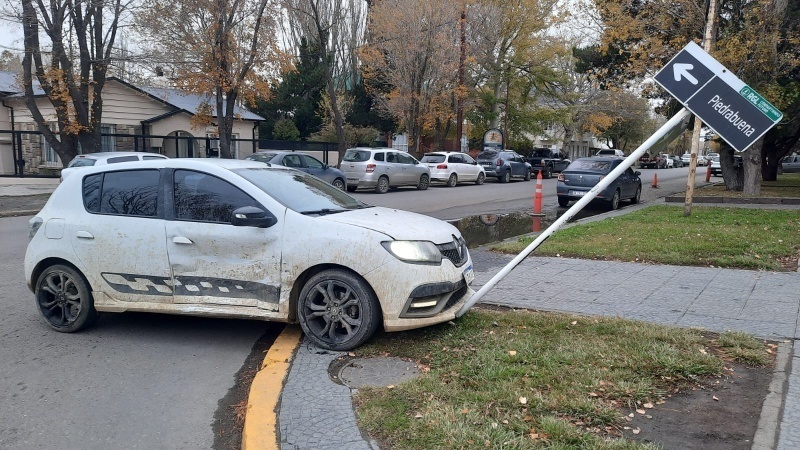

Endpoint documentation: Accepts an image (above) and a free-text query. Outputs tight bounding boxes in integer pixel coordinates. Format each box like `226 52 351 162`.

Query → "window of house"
101 124 116 152
41 134 61 167
206 133 239 158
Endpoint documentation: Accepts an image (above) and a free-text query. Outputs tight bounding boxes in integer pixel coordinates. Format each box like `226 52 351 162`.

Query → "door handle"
76 230 94 239
172 236 193 245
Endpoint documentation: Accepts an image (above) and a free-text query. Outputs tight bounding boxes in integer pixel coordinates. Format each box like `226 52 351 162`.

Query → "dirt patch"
212 325 284 450
622 360 773 449
0 194 50 216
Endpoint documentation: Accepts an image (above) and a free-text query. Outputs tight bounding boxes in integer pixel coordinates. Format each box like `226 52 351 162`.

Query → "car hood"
319 207 460 243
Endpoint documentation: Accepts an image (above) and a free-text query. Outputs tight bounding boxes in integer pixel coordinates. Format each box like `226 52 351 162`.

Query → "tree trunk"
742 141 762 196
720 147 743 191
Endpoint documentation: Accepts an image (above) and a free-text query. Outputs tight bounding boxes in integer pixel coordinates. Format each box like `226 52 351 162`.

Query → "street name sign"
654 41 783 152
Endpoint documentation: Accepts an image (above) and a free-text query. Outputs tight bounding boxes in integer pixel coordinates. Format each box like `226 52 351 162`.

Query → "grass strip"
491 205 800 271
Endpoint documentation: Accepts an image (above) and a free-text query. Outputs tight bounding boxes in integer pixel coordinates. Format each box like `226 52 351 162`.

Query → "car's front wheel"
475 172 485 185
524 169 532 181
417 174 430 190
446 173 458 187
631 185 642 204
332 178 345 190
298 269 381 351
35 264 98 332
375 176 390 194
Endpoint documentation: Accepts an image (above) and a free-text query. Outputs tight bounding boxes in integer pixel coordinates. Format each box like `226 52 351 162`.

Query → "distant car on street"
24 158 475 350
681 153 692 165
595 149 625 157
476 149 532 183
420 152 485 186
525 148 570 179
557 157 642 210
60 151 168 182
781 155 800 173
340 147 430 193
246 150 347 190
669 155 684 168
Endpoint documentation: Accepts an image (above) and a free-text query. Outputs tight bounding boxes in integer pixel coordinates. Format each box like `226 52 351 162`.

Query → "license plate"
463 264 475 285
569 190 586 197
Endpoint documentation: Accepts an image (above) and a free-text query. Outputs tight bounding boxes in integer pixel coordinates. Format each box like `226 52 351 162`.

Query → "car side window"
463 154 475 164
282 154 303 168
83 174 102 213
386 152 398 163
173 170 260 224
374 152 384 162
302 155 324 169
396 153 415 164
107 156 139 164
450 154 464 164
96 169 160 217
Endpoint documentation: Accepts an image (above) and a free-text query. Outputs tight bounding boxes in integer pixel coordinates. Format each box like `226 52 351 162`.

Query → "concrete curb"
0 210 39 218
242 325 303 450
752 340 794 450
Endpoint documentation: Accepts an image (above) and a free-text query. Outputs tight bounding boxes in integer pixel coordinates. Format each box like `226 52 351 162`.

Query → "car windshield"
247 153 276 163
235 167 371 214
68 158 97 167
420 154 445 163
342 149 371 162
566 160 612 172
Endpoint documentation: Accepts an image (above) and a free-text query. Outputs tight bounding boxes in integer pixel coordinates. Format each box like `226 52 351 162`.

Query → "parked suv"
420 152 485 186
525 148 570 179
476 150 532 183
340 147 430 193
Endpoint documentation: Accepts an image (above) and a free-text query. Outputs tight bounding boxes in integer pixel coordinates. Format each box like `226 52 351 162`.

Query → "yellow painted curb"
241 324 303 450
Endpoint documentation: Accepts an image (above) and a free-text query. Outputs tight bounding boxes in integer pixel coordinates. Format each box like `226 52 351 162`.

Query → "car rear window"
566 160 612 172
143 155 167 160
343 149 371 162
107 156 139 164
421 154 446 163
477 151 498 159
69 158 97 167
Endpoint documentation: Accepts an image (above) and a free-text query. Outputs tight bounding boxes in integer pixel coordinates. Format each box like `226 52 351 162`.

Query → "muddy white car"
24 159 475 350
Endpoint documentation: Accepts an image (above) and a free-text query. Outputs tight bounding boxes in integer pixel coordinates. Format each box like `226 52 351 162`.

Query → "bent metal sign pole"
456 108 691 317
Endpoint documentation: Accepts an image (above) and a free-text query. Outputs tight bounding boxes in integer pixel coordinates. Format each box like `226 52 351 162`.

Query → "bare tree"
20 0 127 166
137 0 287 158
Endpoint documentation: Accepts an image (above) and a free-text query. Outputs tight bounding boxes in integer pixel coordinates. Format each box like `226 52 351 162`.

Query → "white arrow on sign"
673 63 698 85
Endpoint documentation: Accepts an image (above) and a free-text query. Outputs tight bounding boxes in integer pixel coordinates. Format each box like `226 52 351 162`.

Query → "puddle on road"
450 207 601 248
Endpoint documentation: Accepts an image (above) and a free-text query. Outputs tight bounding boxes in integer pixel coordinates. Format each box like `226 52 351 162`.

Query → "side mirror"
231 206 277 228
414 160 419 165
472 161 477 165
634 171 641 176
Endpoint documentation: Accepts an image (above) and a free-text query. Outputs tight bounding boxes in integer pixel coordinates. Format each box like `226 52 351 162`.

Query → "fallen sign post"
456 108 691 317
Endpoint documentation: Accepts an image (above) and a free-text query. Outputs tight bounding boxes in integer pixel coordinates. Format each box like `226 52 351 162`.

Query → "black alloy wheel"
36 264 97 332
298 269 381 351
332 178 345 190
500 171 511 183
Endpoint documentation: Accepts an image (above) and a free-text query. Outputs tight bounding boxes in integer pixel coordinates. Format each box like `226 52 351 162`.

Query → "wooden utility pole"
456 7 466 151
684 0 718 216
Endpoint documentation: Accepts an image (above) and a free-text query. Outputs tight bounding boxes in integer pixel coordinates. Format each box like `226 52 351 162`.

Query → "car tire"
609 189 620 210
631 185 641 204
524 169 532 181
447 173 458 187
500 170 510 183
558 196 569 207
332 178 345 191
35 264 98 333
544 167 552 179
476 172 485 185
298 269 381 351
417 174 430 190
375 176 390 194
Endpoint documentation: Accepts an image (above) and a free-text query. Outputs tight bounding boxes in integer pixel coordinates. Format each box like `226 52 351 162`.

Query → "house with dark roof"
0 71 264 175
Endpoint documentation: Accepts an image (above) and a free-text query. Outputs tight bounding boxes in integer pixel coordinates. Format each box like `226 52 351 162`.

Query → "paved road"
0 216 278 449
350 166 706 220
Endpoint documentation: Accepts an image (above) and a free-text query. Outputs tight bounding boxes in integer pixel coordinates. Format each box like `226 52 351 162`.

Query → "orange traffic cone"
652 173 659 188
534 170 543 213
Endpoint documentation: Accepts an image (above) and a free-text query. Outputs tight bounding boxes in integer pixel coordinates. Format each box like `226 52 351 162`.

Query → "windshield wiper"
300 208 347 216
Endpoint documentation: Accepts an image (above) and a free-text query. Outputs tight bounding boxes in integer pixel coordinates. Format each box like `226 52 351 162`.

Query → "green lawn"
696 173 800 197
491 205 800 271
354 309 770 449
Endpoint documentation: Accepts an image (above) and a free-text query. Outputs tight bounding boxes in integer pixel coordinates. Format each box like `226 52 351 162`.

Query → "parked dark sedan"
246 151 347 190
557 157 642 210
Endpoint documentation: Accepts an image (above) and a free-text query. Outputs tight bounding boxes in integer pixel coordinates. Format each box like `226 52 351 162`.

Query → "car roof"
72 151 167 160
70 158 270 176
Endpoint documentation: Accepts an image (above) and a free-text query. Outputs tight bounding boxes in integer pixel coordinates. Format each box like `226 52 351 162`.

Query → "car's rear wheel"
375 176 390 194
558 196 569 207
447 173 458 187
609 189 620 210
631 185 641 204
500 171 511 183
544 167 552 179
298 269 381 351
332 178 345 190
35 264 97 333
417 174 430 190
476 172 485 185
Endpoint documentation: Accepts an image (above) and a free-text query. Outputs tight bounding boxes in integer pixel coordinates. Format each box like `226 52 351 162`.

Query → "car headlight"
381 240 442 264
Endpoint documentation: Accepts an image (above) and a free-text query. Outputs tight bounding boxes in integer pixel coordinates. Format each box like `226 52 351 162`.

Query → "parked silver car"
246 150 347 190
340 147 431 193
782 155 800 173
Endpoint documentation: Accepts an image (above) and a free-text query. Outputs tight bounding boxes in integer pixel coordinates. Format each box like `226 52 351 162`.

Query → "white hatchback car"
420 152 486 186
25 159 475 350
60 151 168 181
